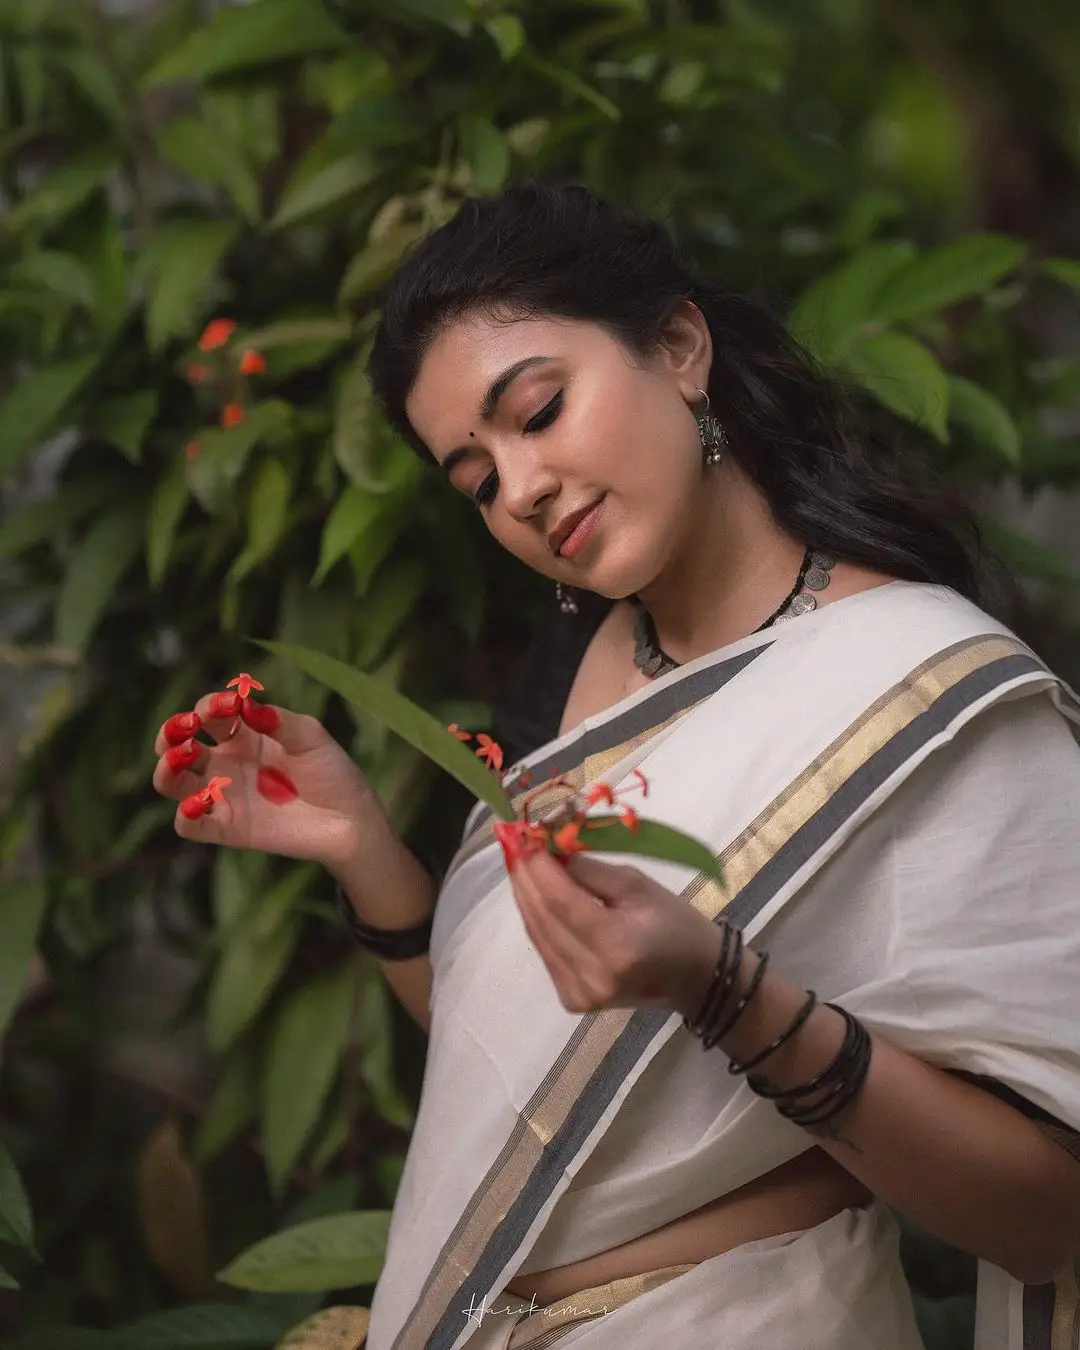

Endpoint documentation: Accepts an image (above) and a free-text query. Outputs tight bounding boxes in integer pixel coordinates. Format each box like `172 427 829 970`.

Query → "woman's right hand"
152 689 377 872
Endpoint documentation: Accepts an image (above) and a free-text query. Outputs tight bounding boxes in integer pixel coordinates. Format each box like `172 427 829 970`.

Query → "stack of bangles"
682 918 872 1127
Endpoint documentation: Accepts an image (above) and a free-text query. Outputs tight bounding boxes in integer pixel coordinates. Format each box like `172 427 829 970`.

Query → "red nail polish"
166 738 200 772
493 821 527 872
209 691 241 718
179 793 211 820
241 701 280 734
255 766 298 806
164 712 201 746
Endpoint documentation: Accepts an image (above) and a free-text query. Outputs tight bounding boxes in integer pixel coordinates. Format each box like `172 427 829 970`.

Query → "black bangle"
333 883 434 961
703 949 770 1050
727 989 818 1076
684 921 742 1040
747 1004 873 1128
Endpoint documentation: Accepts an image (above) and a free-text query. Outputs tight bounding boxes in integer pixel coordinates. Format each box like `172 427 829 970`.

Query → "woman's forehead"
407 313 598 432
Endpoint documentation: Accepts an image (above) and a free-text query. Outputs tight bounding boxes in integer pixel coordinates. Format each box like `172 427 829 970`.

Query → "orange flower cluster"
494 771 648 871
183 318 267 458
447 724 504 773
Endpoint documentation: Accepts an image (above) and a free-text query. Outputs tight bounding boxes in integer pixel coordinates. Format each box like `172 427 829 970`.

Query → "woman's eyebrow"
439 355 556 478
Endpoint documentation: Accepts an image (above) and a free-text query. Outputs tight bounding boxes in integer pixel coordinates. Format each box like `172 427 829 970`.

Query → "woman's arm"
330 801 436 1032
673 945 1080 1286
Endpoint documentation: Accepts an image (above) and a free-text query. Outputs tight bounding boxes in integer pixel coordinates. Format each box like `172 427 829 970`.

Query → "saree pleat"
366 582 1080 1350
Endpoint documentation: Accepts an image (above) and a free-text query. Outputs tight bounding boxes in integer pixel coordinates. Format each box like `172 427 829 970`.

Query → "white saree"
365 580 1080 1350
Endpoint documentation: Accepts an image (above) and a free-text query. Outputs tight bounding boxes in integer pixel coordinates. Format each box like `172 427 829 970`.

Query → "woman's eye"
524 389 563 434
473 471 499 507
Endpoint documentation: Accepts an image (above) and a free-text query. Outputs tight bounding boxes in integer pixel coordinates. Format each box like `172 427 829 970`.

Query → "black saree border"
469 641 775 835
395 637 1067 1350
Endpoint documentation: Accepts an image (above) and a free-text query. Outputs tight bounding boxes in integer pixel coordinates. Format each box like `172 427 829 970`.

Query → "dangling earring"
695 387 727 467
556 582 578 615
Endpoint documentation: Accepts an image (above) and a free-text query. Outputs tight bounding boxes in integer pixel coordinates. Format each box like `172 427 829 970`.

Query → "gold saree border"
396 634 1058 1350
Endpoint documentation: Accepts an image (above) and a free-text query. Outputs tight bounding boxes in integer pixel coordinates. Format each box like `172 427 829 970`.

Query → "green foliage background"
1 0 1080 1345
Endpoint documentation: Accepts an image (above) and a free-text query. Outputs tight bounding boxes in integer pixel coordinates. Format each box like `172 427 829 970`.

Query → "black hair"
367 180 986 604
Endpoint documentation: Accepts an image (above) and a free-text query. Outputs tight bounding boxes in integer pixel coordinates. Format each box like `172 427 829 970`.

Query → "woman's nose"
498 452 559 524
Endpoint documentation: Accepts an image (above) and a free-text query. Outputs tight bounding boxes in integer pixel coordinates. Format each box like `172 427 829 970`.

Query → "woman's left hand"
509 849 723 1017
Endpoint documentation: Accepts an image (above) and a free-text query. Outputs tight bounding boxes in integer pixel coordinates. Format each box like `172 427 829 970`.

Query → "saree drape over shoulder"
365 581 1080 1350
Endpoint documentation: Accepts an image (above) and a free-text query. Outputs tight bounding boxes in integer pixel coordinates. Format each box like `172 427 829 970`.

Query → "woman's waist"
504 1147 872 1305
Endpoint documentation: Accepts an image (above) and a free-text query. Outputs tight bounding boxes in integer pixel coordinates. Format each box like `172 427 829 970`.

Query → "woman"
153 183 1080 1350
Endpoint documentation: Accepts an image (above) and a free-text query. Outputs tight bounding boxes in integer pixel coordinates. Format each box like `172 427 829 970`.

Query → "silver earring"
556 582 578 615
695 387 727 467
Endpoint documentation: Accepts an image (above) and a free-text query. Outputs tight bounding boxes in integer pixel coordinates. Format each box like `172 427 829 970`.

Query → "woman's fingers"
153 746 210 800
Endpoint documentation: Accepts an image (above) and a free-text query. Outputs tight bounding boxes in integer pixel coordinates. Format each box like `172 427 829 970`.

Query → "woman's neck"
634 469 807 663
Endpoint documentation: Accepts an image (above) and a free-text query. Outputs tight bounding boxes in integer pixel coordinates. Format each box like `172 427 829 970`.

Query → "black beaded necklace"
630 548 836 678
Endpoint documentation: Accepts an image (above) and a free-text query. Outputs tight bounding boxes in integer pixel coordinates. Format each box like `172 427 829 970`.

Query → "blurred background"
1 1 1079 1346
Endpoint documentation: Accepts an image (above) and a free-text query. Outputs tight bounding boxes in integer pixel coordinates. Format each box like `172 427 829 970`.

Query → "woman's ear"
657 299 712 398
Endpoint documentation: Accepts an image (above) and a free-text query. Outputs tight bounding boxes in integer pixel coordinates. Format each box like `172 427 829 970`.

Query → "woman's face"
405 304 713 599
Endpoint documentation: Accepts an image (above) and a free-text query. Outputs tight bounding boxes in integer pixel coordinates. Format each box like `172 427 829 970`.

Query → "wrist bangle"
333 883 434 961
703 949 770 1050
727 989 818 1076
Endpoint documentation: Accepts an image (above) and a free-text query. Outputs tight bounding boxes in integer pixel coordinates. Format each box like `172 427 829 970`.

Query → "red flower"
447 723 472 742
186 362 210 385
185 439 202 462
474 733 503 773
584 784 616 807
618 805 640 832
198 318 236 352
552 819 588 855
238 349 267 375
179 774 232 819
227 672 264 700
220 402 246 428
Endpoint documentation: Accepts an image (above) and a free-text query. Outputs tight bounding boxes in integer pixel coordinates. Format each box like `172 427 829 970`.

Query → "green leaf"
5 155 109 233
946 377 1021 466
250 863 320 942
788 241 916 364
338 226 422 305
144 0 348 85
0 879 46 1041
0 356 99 479
261 964 355 1193
107 1304 284 1349
485 14 526 59
146 458 190 588
458 114 510 192
0 478 117 559
1042 258 1080 295
979 518 1080 587
229 459 292 584
7 250 98 310
57 48 126 130
389 0 472 32
218 1211 391 1292
269 155 375 231
0 1262 18 1289
206 914 302 1054
255 640 514 819
185 402 291 514
92 391 158 463
520 51 621 121
240 317 353 350
358 969 414 1130
840 332 950 442
54 502 145 651
332 354 386 492
156 116 262 225
571 816 723 882
871 235 1027 324
312 486 384 584
142 217 240 352
194 1046 258 1164
0 1139 34 1254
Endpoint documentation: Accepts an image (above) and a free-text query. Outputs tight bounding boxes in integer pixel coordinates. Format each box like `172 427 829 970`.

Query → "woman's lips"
558 499 603 560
